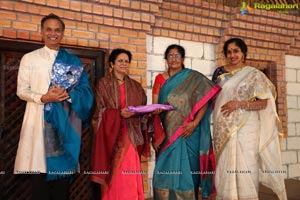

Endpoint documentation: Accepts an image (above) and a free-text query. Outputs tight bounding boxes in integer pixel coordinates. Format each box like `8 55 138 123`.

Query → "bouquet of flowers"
44 62 83 111
51 62 83 91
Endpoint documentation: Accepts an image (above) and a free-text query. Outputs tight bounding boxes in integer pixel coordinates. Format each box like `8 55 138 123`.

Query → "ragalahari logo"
240 2 254 15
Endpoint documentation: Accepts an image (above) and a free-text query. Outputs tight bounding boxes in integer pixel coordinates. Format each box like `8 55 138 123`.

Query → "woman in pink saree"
91 48 146 200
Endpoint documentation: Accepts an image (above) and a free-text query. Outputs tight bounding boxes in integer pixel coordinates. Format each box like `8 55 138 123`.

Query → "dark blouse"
212 66 228 83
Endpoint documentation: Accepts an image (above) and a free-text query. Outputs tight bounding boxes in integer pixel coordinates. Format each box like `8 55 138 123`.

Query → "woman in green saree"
152 44 221 200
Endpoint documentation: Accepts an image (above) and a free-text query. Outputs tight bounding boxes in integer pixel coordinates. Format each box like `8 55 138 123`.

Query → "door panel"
0 40 105 200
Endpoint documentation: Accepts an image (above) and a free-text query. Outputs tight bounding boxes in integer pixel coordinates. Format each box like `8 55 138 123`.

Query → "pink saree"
92 73 147 200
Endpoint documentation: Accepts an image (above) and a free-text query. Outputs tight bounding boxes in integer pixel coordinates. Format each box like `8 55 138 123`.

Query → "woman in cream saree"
212 38 287 200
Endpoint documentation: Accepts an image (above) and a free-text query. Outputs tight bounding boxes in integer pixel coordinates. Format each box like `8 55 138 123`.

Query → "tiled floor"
259 179 300 200
146 179 300 200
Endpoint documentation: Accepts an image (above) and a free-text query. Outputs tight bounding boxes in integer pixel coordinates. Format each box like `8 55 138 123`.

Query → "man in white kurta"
14 13 94 200
15 45 58 173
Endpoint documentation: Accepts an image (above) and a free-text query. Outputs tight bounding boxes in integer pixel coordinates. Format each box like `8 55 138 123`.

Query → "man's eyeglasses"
167 54 182 60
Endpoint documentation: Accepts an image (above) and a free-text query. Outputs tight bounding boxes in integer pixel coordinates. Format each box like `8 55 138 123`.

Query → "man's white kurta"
14 46 58 173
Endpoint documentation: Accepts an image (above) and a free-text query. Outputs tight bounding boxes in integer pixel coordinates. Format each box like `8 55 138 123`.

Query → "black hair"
164 44 185 69
223 38 247 61
108 48 132 67
41 13 65 31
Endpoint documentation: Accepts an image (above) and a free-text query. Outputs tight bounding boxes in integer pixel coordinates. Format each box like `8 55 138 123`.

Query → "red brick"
72 30 94 39
14 3 27 12
142 23 151 32
131 1 140 9
184 32 192 40
177 31 184 39
99 41 109 49
93 5 103 15
75 12 82 20
103 6 113 16
161 11 169 19
17 31 30 39
82 2 92 13
200 27 207 34
88 24 98 32
103 17 113 26
0 11 16 20
97 32 109 41
100 25 119 35
138 32 145 39
209 19 216 27
142 23 150 31
93 15 104 24
150 4 159 13
153 28 161 36
40 7 56 16
114 19 124 27
186 24 193 32
46 0 58 7
133 22 142 29
169 30 176 38
124 21 133 29
202 18 208 26
82 14 93 23
70 1 81 11
121 0 130 8
202 10 209 17
30 32 41 41
78 39 88 47
58 0 69 9
27 5 40 14
194 17 201 24
88 40 99 48
186 15 193 23
76 22 87 30
110 0 120 6
0 19 11 28
0 1 14 9
132 12 141 21
17 13 31 22
13 22 38 31
63 29 71 37
120 29 137 37
113 8 123 18
111 35 128 43
136 46 146 53
34 0 46 5
141 13 150 22
161 29 168 37
123 10 132 19
99 0 110 3
141 2 150 11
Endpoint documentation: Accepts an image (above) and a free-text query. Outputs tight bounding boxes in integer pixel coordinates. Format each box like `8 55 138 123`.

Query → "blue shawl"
44 48 94 180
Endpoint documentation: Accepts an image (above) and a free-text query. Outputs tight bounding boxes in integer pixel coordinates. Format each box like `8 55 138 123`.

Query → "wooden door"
0 40 105 200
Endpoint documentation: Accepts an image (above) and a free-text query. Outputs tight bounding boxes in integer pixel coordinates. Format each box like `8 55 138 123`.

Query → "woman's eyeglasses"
116 59 129 64
167 54 182 60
